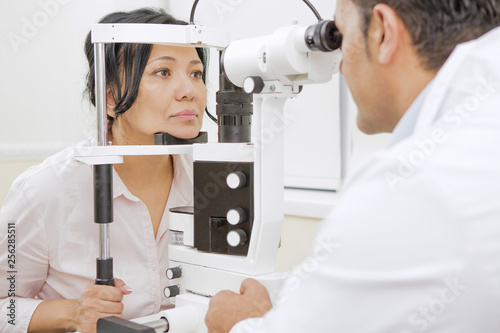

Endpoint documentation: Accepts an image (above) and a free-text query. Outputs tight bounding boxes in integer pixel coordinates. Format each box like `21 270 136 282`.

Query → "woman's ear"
106 88 116 118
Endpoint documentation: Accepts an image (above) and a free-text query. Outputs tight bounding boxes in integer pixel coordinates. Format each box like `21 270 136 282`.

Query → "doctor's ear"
370 4 403 65
106 88 116 119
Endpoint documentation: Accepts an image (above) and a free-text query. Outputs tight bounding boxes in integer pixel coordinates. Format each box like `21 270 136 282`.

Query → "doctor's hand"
72 278 132 333
205 278 272 333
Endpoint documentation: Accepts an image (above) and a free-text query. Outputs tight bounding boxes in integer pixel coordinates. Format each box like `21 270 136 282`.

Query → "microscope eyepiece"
305 20 342 52
222 22 342 88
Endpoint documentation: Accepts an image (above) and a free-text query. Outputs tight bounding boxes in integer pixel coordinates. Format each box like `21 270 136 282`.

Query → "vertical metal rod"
93 41 114 286
99 224 110 259
95 43 107 147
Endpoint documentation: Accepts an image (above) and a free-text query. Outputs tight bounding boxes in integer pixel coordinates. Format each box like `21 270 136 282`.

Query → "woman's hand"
72 278 132 333
28 278 132 333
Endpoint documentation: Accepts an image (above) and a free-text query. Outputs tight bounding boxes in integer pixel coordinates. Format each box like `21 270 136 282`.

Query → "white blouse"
0 139 193 332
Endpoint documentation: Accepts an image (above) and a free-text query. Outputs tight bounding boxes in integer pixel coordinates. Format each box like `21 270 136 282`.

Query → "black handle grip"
96 258 114 286
94 164 113 224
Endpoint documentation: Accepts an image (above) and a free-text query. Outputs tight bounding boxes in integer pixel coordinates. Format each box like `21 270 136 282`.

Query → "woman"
0 8 207 333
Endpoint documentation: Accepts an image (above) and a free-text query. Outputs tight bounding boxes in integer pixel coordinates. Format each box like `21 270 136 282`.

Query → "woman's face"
111 44 207 143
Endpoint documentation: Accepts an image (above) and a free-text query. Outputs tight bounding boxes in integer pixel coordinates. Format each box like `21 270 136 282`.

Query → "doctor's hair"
83 8 208 129
350 0 500 71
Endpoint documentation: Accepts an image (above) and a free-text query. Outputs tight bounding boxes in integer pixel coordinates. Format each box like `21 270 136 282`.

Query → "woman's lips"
171 109 198 120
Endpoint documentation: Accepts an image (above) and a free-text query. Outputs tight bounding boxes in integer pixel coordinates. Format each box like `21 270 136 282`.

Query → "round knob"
243 76 265 94
227 229 248 247
164 285 180 298
210 218 224 229
227 208 247 226
226 171 246 189
166 267 182 280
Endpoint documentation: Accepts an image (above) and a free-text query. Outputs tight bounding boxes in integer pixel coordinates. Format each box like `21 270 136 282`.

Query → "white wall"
276 215 321 272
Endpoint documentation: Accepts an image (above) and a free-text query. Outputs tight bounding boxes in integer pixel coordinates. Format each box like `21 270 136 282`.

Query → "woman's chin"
161 129 201 140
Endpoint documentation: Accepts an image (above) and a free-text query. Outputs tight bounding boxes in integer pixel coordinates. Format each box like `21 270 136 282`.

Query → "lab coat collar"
413 27 500 135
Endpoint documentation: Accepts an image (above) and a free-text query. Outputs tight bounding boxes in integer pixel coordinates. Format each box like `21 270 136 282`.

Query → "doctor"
205 0 500 332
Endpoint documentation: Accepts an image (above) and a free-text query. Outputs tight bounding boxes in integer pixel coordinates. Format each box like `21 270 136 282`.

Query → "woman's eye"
155 69 170 77
191 71 203 79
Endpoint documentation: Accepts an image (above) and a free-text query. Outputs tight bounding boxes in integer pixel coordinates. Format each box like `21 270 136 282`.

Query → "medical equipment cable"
303 0 323 21
189 0 200 25
205 106 217 123
190 0 324 23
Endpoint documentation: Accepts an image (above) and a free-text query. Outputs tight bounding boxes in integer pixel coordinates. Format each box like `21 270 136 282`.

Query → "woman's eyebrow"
190 59 203 66
148 56 203 66
148 55 175 65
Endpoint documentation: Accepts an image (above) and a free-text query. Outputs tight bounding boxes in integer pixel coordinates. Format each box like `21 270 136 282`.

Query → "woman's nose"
175 75 196 101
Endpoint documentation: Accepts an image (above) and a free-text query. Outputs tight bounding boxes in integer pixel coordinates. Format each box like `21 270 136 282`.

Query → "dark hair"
350 0 500 70
84 8 208 127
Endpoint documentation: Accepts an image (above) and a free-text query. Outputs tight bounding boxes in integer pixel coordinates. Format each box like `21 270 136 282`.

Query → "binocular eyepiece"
305 20 343 52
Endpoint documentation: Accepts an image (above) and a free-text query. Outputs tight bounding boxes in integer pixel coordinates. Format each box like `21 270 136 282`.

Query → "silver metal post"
99 224 110 259
95 43 107 147
95 42 109 262
93 41 114 285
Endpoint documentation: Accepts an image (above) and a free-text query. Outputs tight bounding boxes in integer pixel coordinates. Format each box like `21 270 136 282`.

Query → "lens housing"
305 20 342 52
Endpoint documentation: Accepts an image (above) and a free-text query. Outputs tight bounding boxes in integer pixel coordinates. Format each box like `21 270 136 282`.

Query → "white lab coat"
232 28 500 332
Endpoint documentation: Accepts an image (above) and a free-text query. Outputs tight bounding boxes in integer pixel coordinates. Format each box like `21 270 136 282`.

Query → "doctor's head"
335 0 500 134
84 8 208 145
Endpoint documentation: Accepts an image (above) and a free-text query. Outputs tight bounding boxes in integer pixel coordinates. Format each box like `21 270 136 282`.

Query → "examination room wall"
0 0 389 272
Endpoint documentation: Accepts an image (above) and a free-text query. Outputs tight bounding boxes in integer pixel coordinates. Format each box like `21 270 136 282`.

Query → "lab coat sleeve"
231 152 498 333
0 175 49 333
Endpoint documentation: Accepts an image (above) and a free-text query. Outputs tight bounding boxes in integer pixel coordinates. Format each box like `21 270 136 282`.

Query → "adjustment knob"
166 267 182 280
226 171 246 189
164 285 180 298
227 229 248 247
227 208 247 226
243 76 265 94
210 218 224 229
